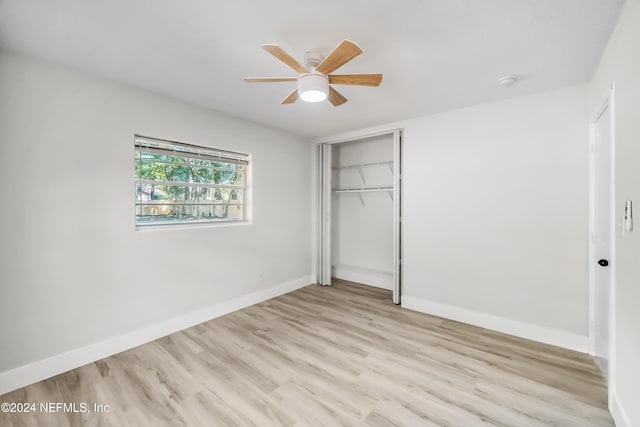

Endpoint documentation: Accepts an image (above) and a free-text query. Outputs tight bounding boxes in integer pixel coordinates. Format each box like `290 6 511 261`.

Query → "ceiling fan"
244 39 383 106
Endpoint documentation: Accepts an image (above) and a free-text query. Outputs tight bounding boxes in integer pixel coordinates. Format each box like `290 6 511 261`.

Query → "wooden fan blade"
244 77 298 83
329 74 383 86
315 40 363 75
281 89 299 104
328 87 347 106
261 45 309 73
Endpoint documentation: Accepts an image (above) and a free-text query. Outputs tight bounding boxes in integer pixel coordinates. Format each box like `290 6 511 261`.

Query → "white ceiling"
0 0 624 138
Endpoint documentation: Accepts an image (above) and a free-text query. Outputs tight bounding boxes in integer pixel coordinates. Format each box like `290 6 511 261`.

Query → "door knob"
598 259 609 267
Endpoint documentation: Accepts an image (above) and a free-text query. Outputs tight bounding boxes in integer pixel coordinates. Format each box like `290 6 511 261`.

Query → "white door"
593 104 612 380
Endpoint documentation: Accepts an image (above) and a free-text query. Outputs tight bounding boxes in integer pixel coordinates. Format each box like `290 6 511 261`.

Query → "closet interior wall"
331 134 395 290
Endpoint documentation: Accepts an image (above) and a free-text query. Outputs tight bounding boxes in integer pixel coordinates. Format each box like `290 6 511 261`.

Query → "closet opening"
317 130 402 304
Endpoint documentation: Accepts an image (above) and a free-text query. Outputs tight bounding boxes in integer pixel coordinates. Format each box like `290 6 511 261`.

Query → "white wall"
403 85 590 338
319 84 591 350
331 135 394 289
0 51 313 389
590 0 640 425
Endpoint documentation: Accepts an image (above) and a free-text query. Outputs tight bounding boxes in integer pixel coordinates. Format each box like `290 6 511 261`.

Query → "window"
135 135 249 227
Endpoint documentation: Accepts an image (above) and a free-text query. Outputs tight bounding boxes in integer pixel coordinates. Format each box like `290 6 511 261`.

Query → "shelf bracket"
388 190 394 201
358 165 366 185
358 193 365 206
387 161 394 175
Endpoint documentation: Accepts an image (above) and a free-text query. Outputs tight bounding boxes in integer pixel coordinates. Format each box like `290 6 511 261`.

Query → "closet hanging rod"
332 161 393 170
333 187 394 193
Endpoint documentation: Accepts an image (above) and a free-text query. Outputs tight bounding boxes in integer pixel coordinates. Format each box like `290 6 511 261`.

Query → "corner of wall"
611 389 632 427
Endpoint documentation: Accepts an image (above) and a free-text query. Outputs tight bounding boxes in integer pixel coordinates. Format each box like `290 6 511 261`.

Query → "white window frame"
134 135 251 229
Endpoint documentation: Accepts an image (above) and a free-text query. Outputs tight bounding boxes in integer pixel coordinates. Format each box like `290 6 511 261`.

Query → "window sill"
135 220 251 232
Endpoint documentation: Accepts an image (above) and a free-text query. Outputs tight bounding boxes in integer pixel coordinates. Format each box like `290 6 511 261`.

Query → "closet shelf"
333 161 394 186
332 161 392 170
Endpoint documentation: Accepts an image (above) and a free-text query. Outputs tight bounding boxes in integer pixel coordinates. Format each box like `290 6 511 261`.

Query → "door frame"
316 128 403 303
588 82 616 406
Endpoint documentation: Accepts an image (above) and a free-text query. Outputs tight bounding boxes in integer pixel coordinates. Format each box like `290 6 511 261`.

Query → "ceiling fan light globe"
300 90 328 102
298 73 329 103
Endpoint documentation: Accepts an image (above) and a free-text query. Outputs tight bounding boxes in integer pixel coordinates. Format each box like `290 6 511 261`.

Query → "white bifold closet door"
317 131 402 304
391 131 401 304
317 143 332 286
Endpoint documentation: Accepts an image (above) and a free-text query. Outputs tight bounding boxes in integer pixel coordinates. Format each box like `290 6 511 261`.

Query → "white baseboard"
332 265 393 290
401 296 589 353
611 389 632 427
0 275 313 396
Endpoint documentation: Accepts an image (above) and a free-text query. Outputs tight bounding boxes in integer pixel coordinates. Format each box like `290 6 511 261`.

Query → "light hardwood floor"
1 280 613 426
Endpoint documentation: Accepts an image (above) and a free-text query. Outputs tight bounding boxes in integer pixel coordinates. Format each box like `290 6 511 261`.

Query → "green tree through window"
135 136 249 226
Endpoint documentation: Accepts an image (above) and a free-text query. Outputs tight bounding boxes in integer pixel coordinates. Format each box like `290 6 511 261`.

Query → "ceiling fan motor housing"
304 51 325 70
298 72 329 102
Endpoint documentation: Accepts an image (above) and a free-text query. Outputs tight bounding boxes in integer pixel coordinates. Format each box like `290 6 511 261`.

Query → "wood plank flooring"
1 280 613 426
